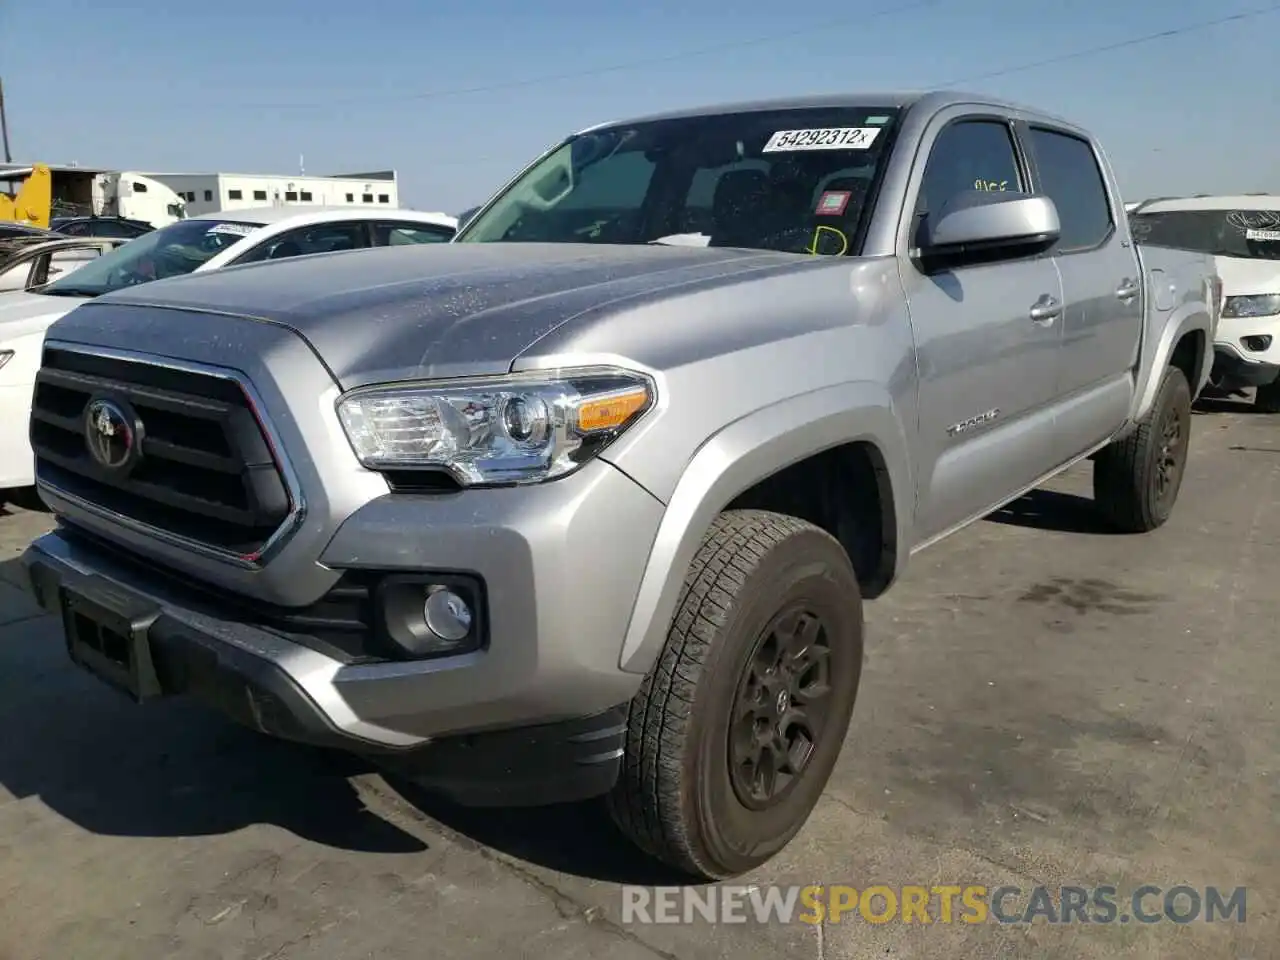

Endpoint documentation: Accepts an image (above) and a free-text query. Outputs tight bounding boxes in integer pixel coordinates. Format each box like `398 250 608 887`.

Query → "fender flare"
617 380 913 675
1132 304 1212 426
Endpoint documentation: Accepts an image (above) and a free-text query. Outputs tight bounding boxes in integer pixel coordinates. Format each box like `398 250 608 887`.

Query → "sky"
1 0 1276 212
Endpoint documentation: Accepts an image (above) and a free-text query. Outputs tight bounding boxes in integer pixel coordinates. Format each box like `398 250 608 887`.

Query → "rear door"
1022 125 1142 462
900 110 1064 541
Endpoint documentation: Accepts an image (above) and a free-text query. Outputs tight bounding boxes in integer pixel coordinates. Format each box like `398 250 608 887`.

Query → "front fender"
616 380 913 675
1132 301 1212 426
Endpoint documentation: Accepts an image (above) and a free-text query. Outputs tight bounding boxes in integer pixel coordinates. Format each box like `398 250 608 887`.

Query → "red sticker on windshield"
816 190 850 216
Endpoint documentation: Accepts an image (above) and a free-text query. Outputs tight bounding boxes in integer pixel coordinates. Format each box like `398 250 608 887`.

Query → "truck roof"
578 89 1077 132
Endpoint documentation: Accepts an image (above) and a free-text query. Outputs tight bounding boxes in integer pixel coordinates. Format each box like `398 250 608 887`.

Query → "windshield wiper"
36 285 102 298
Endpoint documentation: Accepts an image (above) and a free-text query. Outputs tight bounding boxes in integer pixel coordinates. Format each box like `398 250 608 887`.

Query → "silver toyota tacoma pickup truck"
20 91 1217 879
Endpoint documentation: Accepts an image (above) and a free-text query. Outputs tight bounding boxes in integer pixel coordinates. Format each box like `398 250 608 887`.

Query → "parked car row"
0 89 1244 881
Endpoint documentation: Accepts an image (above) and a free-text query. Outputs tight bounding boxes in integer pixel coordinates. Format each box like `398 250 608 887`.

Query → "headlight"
336 367 655 486
1221 294 1280 318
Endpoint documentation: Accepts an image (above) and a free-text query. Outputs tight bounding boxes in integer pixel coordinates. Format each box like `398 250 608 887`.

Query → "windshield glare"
455 107 900 256
1129 208 1280 260
39 218 262 296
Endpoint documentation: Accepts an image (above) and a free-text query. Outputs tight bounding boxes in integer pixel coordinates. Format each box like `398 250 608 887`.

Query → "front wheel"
607 509 864 880
1093 365 1192 533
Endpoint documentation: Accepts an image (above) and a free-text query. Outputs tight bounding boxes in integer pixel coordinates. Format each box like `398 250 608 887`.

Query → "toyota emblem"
84 397 141 471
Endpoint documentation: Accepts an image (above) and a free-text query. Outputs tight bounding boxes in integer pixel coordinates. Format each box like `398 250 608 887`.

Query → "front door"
901 114 1064 542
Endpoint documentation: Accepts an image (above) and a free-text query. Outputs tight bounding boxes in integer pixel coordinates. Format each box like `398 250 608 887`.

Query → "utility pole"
0 77 12 162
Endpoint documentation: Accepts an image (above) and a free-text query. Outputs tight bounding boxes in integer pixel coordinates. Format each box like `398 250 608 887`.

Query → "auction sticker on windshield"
208 222 258 237
816 191 851 216
1246 228 1280 242
763 127 881 152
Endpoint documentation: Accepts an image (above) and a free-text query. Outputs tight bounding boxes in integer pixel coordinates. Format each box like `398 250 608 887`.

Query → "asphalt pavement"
1 398 1277 959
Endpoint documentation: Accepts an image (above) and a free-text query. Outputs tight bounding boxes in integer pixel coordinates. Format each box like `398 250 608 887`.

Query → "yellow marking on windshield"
974 179 1010 192
806 225 849 256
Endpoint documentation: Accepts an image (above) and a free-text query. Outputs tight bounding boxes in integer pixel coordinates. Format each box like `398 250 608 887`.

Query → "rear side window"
1028 128 1113 251
372 222 455 245
917 119 1026 219
233 223 368 264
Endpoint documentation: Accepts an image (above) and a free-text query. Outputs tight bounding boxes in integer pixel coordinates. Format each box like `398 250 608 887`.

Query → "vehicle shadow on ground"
1193 397 1263 415
1193 386 1261 415
0 696 428 856
0 488 51 514
387 777 693 885
985 488 1117 535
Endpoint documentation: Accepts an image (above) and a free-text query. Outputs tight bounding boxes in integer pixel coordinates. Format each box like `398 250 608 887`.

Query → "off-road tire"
1254 380 1280 413
1093 365 1192 533
607 509 864 880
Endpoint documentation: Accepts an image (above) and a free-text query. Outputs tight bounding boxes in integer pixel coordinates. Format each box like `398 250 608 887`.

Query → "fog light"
1243 335 1273 353
374 573 486 660
424 586 472 642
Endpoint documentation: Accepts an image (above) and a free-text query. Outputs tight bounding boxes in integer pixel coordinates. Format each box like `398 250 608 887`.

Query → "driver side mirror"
456 206 480 229
916 192 1060 262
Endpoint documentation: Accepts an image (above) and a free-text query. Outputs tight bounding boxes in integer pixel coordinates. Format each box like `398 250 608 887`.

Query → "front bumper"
26 451 665 737
1211 343 1280 389
1212 311 1280 389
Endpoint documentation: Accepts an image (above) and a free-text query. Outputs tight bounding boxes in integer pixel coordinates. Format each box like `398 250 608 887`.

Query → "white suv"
1129 194 1280 411
0 206 457 498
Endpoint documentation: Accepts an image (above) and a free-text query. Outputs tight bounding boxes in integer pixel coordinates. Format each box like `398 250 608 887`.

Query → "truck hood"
76 242 806 388
1213 256 1280 297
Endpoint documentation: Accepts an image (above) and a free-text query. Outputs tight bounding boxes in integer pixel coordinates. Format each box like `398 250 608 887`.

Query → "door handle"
1029 295 1061 325
1115 279 1140 301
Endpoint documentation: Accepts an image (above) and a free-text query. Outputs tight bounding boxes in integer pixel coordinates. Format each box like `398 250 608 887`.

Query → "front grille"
30 346 294 560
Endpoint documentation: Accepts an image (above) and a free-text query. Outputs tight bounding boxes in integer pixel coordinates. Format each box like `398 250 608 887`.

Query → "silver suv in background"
21 91 1216 879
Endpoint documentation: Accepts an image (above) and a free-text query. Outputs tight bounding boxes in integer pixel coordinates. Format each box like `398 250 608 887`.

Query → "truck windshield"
454 106 900 256
37 218 263 297
1130 209 1280 260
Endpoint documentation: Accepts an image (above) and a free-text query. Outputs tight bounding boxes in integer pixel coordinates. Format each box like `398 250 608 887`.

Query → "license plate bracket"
60 582 165 703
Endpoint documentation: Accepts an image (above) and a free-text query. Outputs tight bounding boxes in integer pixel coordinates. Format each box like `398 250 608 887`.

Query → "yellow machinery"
0 163 52 228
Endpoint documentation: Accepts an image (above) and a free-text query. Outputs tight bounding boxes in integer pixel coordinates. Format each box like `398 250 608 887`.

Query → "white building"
141 169 399 217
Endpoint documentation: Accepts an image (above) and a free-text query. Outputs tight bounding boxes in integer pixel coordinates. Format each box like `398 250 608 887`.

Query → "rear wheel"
1254 380 1280 413
607 509 864 880
1093 365 1191 532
